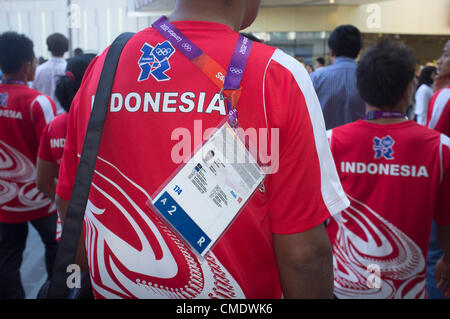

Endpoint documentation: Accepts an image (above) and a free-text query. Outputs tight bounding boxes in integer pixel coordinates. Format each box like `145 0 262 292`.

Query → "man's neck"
169 1 244 32
364 105 408 124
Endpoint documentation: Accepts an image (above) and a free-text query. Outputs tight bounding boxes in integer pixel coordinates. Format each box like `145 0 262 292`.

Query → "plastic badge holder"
146 117 266 262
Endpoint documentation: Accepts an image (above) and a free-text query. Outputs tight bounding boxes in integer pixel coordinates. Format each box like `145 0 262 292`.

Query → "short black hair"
73 48 84 56
55 53 95 113
47 33 69 57
357 39 416 109
328 25 362 59
0 31 35 75
316 57 325 66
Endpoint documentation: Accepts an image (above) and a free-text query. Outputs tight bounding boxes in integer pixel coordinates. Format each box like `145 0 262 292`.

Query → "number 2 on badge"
158 196 177 215
167 206 176 216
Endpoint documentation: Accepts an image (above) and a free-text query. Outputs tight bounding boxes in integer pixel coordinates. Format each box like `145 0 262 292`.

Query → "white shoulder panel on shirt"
429 88 450 130
439 134 450 183
441 134 450 148
32 95 55 124
269 49 350 216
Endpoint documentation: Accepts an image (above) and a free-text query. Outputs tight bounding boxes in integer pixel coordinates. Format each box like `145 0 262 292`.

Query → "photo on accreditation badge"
0 0 449 314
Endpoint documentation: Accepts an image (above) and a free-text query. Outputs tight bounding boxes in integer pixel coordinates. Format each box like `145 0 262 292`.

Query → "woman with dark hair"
414 66 437 125
36 54 95 241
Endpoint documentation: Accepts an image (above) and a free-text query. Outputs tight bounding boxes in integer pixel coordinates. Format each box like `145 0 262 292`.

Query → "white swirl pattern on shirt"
84 156 244 299
0 140 52 212
332 195 426 299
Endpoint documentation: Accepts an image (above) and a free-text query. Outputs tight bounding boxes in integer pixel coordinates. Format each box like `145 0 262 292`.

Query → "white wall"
0 0 158 58
246 0 450 35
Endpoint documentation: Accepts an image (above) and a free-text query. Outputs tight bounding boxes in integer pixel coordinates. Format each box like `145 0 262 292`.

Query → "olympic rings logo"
182 43 192 52
155 48 173 56
230 67 243 74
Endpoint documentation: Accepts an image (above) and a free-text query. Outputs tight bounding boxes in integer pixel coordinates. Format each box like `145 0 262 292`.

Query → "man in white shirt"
32 33 68 114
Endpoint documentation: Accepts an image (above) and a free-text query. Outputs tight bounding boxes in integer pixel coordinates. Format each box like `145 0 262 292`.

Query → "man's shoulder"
35 61 51 74
311 64 330 77
310 63 347 84
329 121 446 151
47 112 68 135
51 112 68 127
15 86 49 103
329 121 361 137
264 49 320 109
267 49 305 73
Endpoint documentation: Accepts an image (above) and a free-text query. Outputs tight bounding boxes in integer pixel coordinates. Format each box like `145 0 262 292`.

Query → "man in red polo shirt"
0 31 57 298
426 39 450 299
56 0 349 299
327 40 450 299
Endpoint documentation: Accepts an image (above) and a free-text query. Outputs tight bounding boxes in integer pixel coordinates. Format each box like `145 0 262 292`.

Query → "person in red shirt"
37 53 96 242
326 39 450 298
0 32 57 298
56 0 349 299
426 39 450 299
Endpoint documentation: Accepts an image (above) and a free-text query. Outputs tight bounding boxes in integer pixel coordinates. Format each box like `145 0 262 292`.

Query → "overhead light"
330 0 335 4
287 32 296 41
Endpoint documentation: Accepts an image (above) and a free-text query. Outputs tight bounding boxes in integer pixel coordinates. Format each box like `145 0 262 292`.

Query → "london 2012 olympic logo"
138 41 176 82
373 135 395 160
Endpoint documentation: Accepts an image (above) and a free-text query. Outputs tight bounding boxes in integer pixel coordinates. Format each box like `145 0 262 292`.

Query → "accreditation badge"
146 119 265 260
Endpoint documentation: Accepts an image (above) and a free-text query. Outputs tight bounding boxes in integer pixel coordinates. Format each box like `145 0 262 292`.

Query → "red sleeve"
435 136 450 226
434 103 450 137
265 51 349 235
427 88 450 137
31 94 56 142
37 122 54 162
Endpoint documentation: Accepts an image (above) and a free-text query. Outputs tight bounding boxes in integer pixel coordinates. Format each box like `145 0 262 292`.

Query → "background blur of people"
414 66 437 125
38 57 47 65
315 57 325 70
310 25 366 130
32 33 69 115
306 64 314 74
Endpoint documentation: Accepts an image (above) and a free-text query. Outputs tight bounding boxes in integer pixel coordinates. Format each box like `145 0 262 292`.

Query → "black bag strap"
47 32 135 299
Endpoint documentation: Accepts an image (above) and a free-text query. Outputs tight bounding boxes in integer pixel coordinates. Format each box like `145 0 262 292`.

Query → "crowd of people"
0 0 449 300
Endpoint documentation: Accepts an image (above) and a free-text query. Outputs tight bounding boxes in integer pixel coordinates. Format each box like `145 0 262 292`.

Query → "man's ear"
17 61 30 78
